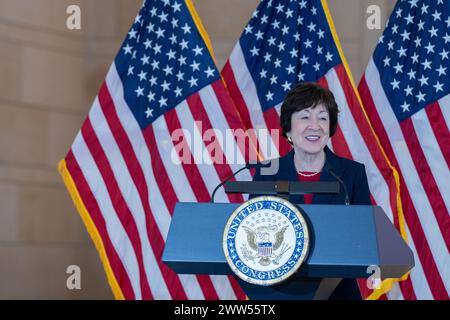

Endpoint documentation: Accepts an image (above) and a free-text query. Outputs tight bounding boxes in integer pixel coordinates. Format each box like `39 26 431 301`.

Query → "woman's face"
288 103 330 155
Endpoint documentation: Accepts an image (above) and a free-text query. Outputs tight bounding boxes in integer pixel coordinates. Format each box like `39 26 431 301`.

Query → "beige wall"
0 0 393 299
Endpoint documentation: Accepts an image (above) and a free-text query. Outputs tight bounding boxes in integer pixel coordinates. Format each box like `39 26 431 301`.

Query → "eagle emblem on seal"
240 224 291 266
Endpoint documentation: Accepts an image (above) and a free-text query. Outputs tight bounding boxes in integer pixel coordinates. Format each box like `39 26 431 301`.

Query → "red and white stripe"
222 41 414 299
223 42 291 159
65 63 250 299
359 57 450 300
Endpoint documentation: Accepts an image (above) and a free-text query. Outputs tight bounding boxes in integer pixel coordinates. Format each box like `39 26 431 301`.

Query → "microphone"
210 161 271 203
325 164 350 205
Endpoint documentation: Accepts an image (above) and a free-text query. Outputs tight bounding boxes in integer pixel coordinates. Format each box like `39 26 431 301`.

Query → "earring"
287 136 293 144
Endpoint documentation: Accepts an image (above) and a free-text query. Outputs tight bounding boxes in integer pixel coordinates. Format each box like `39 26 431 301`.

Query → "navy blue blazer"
252 146 371 206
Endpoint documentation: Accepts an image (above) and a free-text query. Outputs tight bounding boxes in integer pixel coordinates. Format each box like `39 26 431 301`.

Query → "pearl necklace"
297 170 320 177
295 152 325 177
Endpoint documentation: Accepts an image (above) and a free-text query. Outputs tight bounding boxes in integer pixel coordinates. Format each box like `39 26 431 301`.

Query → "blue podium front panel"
162 203 413 279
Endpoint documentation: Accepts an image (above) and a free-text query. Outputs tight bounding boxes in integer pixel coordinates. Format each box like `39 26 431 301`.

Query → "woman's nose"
307 118 321 130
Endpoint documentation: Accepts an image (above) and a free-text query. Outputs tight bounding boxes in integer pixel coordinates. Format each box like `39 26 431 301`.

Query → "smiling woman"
280 83 339 174
250 82 372 300
252 82 371 205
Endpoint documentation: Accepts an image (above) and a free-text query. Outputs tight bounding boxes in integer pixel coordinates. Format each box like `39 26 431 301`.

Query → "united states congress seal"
223 196 309 286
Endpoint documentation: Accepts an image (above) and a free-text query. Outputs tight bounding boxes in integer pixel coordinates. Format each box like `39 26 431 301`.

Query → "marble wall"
0 0 394 299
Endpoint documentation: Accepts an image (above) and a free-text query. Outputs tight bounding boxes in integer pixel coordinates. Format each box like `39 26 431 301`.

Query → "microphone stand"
210 165 250 203
328 169 350 205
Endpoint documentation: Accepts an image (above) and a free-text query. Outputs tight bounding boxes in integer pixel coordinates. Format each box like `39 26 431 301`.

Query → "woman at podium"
252 82 371 299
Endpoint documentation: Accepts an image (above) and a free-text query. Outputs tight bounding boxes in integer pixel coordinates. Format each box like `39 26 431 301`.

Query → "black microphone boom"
327 166 350 205
210 161 271 203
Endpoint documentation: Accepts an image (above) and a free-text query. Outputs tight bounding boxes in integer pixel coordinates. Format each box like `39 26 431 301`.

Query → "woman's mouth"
305 135 321 142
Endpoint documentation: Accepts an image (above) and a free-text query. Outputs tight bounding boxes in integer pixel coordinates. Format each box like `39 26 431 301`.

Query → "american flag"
359 0 450 300
221 0 408 299
59 0 251 300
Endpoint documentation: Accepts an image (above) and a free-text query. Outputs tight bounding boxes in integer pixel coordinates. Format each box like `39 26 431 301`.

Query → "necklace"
294 151 326 177
297 170 320 177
